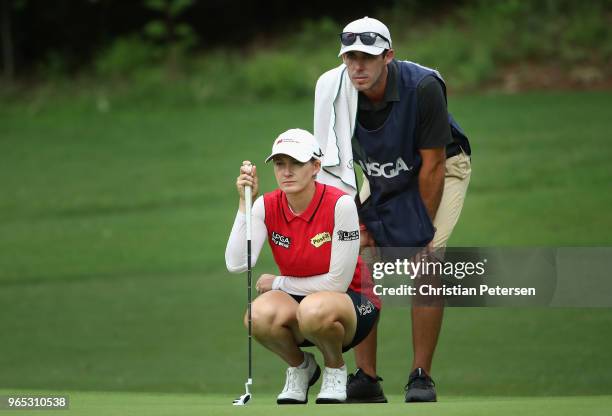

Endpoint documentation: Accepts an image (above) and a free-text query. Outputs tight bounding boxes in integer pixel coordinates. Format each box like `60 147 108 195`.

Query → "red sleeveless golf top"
263 181 380 309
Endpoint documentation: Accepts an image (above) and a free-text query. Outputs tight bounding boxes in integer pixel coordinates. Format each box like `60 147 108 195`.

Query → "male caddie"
313 16 472 403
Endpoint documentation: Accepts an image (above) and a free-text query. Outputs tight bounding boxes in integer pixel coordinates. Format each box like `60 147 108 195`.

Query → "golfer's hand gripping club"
237 161 258 214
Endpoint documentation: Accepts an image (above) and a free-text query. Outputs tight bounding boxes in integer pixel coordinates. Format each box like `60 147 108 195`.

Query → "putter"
233 180 253 405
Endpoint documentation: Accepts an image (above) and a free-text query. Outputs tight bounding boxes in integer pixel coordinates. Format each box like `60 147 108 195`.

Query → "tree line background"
1 0 610 101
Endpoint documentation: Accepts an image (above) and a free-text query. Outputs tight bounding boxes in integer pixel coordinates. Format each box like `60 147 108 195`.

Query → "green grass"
1 91 611 413
1 390 611 416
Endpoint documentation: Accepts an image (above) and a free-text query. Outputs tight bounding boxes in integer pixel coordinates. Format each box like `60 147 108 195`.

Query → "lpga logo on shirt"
337 230 360 241
271 231 291 249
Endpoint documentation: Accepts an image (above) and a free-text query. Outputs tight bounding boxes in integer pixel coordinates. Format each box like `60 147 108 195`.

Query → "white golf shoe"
277 352 321 404
316 365 347 403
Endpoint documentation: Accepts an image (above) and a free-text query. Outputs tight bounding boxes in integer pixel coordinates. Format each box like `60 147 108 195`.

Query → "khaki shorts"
359 151 471 248
432 151 471 248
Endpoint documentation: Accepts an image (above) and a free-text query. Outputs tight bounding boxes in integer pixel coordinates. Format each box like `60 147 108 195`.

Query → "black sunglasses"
340 32 390 47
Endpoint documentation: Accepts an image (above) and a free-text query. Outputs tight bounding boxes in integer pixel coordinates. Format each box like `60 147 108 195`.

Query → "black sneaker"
346 368 388 403
404 368 437 402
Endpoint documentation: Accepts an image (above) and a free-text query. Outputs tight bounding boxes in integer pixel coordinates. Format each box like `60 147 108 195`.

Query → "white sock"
296 354 309 369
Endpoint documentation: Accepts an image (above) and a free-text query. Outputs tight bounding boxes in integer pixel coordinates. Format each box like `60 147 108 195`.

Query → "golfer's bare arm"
225 196 267 272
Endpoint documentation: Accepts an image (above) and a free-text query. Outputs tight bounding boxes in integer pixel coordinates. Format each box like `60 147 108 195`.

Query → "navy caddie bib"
354 61 451 248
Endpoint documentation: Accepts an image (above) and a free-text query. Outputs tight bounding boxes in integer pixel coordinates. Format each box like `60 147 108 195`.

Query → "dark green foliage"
2 1 611 99
88 2 612 98
95 35 160 79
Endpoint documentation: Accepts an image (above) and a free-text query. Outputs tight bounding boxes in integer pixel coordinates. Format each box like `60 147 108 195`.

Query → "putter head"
232 393 251 406
232 379 253 405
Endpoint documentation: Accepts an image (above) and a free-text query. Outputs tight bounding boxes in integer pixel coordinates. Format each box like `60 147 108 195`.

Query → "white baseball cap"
338 16 392 57
265 128 323 163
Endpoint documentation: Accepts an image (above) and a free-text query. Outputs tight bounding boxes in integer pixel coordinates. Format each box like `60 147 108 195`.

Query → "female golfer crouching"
225 128 380 404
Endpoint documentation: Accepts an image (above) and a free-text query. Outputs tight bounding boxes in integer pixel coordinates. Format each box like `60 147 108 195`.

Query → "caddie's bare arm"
418 149 446 221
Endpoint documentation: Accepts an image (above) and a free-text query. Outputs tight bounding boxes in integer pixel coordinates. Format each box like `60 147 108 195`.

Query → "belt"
446 142 462 159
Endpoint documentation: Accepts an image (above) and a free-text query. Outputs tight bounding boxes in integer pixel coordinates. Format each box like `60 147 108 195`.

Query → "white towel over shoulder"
313 64 358 197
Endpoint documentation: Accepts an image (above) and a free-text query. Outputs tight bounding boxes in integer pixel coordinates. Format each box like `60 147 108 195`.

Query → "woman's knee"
244 301 272 332
244 294 296 334
296 293 338 332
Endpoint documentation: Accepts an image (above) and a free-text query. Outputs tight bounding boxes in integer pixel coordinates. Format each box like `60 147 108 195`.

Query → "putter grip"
245 185 252 241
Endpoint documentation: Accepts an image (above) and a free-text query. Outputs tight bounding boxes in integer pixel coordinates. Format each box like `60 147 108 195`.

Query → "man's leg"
297 291 356 403
347 179 387 402
432 152 471 248
347 314 387 403
353 320 378 376
406 151 471 402
410 305 443 374
352 243 380 377
413 151 472 373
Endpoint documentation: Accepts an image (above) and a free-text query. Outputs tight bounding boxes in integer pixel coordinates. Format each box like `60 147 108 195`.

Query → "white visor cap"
338 16 392 57
265 128 323 163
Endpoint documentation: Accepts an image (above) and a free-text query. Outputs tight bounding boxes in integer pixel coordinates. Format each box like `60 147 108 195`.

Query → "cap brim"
338 44 386 57
265 150 312 163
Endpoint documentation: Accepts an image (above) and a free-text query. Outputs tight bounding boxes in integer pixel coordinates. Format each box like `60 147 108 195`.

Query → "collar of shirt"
281 181 326 223
358 59 400 111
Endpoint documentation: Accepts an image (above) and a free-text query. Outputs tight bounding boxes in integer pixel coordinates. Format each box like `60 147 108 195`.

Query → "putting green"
1 390 611 416
2 92 612 412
